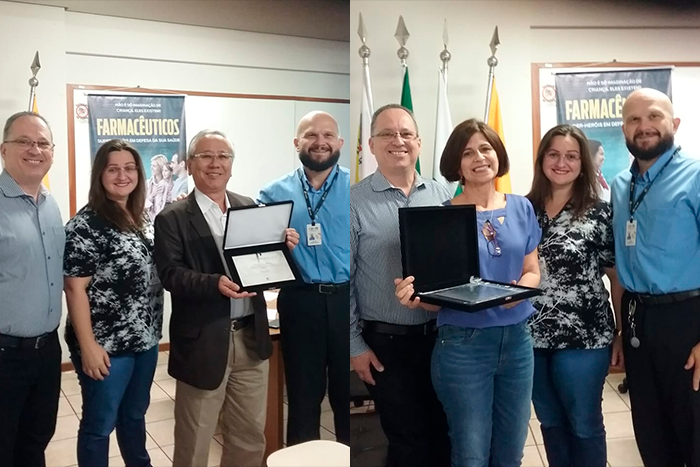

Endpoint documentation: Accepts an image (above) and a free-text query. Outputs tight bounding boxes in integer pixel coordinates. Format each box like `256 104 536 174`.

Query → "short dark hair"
370 104 419 136
588 139 602 158
175 152 186 164
3 111 53 142
88 139 147 231
526 124 599 219
439 119 509 183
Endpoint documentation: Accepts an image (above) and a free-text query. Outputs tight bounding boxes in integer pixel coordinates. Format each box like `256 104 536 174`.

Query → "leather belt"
0 330 55 349
631 288 700 306
362 320 437 337
303 282 349 295
231 314 254 331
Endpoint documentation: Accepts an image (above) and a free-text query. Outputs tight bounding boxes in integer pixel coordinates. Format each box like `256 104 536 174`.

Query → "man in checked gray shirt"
0 111 64 467
350 104 451 467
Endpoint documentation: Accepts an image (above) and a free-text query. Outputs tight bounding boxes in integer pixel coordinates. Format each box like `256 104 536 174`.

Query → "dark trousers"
278 284 350 445
622 292 700 467
0 331 61 467
362 328 451 467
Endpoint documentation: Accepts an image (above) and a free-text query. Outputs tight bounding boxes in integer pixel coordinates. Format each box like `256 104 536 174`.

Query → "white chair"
266 440 350 467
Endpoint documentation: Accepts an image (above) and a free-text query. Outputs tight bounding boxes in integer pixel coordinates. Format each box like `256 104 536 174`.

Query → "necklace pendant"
630 336 641 348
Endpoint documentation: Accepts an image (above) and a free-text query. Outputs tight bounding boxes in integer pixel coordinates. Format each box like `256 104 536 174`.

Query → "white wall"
0 1 349 362
63 12 349 98
350 0 700 195
0 2 69 213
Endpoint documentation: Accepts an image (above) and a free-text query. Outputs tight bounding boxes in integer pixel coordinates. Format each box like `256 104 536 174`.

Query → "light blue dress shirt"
611 145 700 294
0 170 64 337
258 165 350 284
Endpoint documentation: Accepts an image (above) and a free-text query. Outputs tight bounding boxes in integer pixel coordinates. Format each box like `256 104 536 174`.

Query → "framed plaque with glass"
399 204 542 312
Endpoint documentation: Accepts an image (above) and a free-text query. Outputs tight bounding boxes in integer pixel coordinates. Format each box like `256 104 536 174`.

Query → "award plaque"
399 204 542 312
223 201 302 292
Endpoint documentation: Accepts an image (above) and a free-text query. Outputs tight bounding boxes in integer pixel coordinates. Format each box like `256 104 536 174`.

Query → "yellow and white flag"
488 78 511 193
32 94 51 190
355 65 375 182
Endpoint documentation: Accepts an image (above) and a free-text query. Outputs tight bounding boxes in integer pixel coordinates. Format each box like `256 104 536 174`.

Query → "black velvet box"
399 204 541 312
222 201 302 292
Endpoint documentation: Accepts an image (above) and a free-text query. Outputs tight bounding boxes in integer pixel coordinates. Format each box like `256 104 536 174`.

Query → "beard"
299 148 341 172
626 131 674 161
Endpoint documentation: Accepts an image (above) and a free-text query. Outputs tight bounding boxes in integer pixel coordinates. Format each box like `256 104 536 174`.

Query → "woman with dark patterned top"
526 125 624 467
63 140 163 467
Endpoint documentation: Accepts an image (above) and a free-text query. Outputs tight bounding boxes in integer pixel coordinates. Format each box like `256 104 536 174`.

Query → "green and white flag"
400 67 420 174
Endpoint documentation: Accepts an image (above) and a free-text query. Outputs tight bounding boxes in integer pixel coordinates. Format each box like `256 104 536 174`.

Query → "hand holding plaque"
399 205 542 312
222 201 302 292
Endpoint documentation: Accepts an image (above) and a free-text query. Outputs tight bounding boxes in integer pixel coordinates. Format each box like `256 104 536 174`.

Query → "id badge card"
148 262 162 288
625 219 637 247
307 223 322 246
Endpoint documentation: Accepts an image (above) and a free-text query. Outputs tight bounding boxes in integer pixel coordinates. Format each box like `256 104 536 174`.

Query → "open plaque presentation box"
399 204 542 312
223 201 302 292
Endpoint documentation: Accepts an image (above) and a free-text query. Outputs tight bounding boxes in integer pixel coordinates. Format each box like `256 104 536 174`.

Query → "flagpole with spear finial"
395 15 419 172
355 12 377 181
358 13 374 114
440 19 451 77
484 27 500 121
434 18 457 193
28 51 41 112
395 15 410 73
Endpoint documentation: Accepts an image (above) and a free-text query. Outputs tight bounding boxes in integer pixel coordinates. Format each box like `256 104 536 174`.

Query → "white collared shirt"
194 188 252 319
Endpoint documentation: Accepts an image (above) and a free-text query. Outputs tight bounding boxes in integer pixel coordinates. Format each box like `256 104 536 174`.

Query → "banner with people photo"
87 94 187 221
554 68 672 201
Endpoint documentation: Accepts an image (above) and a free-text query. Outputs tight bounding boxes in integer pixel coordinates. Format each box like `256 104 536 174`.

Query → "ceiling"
8 0 350 42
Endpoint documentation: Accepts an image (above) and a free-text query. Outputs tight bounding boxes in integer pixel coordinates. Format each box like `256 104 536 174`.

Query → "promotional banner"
88 94 187 220
555 69 672 200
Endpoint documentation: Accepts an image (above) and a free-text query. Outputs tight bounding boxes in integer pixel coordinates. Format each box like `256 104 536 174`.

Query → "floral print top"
529 200 615 349
63 207 163 355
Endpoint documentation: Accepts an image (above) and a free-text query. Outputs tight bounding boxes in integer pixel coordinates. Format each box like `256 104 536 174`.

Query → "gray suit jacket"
154 191 272 390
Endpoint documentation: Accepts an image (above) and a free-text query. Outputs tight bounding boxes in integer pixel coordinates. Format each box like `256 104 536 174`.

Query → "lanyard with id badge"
625 147 678 348
299 167 339 247
626 147 678 246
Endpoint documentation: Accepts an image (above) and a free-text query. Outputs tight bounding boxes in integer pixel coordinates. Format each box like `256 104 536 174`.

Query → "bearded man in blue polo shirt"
611 88 700 466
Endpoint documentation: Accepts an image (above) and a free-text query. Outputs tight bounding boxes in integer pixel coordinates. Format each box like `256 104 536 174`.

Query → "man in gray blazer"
154 129 298 467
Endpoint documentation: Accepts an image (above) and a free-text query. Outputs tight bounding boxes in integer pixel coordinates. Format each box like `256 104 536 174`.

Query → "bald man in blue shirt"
258 111 349 446
611 88 700 466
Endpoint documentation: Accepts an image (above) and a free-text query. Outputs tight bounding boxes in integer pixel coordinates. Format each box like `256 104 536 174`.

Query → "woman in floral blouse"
63 140 163 467
526 125 624 467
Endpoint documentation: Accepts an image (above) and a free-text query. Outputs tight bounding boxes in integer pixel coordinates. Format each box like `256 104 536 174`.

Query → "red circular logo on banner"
75 103 89 120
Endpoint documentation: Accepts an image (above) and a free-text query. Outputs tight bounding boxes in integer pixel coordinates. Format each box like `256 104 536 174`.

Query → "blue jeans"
432 322 534 467
532 347 611 467
71 345 158 467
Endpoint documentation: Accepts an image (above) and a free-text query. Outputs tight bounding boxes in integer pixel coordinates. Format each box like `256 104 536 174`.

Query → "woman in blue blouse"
396 119 541 466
